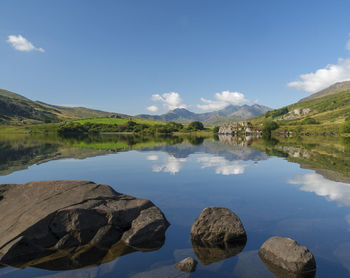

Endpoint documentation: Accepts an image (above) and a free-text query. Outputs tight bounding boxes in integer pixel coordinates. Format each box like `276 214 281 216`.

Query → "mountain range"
137 104 271 125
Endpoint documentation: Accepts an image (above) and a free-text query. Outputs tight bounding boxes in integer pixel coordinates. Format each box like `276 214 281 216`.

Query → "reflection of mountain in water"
142 140 269 162
0 138 111 176
0 180 169 270
249 136 350 184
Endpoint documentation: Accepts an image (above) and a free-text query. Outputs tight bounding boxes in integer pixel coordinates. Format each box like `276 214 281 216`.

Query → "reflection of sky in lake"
197 156 250 175
288 173 350 206
148 153 252 176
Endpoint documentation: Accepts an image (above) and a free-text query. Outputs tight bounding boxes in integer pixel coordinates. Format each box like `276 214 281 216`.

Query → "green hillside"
251 81 350 135
0 88 126 125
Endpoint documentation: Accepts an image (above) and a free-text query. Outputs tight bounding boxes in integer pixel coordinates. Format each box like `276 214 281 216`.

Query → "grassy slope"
0 88 123 125
250 88 350 134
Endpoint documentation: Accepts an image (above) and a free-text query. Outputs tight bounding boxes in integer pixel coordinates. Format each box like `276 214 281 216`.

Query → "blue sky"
1 0 350 115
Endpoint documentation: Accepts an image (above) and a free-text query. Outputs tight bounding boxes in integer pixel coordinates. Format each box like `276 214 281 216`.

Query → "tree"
262 120 279 138
213 126 220 133
187 121 204 131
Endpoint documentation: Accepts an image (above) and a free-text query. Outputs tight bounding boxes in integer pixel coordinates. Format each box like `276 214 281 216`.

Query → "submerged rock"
174 257 197 273
0 180 170 270
190 207 247 244
258 236 316 277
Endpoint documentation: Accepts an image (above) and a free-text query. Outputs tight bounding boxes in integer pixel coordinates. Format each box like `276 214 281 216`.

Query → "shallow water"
1 134 350 277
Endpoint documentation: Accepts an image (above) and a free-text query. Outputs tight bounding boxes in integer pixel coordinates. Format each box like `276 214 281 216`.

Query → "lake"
0 134 350 277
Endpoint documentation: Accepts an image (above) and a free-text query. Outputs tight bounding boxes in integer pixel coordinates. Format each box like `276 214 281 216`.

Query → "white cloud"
7 35 44 52
197 156 249 175
288 35 350 93
152 155 186 174
151 92 187 110
287 58 350 93
146 105 159 112
197 91 249 111
288 173 350 206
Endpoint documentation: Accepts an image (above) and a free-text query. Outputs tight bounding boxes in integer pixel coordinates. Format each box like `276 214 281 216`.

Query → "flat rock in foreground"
0 180 170 270
258 236 316 277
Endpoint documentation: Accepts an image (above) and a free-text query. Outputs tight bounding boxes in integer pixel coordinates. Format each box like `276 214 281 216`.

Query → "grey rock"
174 257 197 273
0 180 170 270
258 236 316 276
190 207 247 244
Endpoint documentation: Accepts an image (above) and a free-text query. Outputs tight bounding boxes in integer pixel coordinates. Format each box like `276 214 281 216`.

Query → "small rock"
258 236 316 275
174 257 197 273
190 207 247 244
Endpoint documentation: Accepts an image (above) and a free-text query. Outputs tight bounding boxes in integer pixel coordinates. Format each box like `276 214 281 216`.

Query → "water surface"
0 134 350 277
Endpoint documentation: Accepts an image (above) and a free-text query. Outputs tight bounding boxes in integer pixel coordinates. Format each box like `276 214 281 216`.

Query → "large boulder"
190 207 247 265
0 180 170 270
190 207 247 244
258 236 316 276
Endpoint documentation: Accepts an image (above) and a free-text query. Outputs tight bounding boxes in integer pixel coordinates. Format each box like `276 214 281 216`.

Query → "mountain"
137 104 271 125
299 80 350 102
0 88 127 125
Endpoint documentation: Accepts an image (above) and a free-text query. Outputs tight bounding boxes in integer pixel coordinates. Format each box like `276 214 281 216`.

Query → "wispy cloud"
197 91 249 111
146 105 159 112
287 34 350 93
7 34 44 52
151 92 187 110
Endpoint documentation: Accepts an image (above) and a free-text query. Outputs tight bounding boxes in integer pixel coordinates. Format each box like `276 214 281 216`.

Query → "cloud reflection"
146 155 159 161
197 156 249 176
152 156 186 175
288 173 350 206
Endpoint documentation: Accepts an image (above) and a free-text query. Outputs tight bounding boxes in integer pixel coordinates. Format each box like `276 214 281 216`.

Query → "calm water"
1 134 350 277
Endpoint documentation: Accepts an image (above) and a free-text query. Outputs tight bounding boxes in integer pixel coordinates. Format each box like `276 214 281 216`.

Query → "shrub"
341 121 350 133
301 117 319 125
265 107 288 118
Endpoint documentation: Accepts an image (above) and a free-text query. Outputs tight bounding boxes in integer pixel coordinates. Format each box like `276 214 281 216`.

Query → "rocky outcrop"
0 180 170 270
218 122 262 136
191 207 247 244
174 257 197 273
258 236 316 276
190 207 247 265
